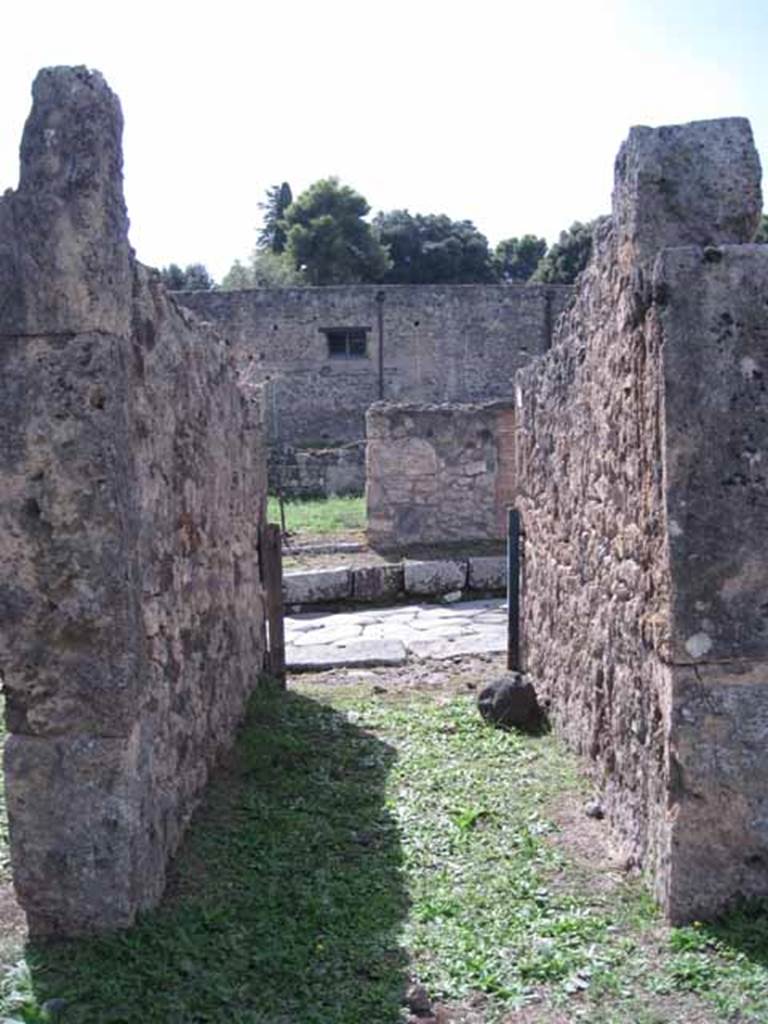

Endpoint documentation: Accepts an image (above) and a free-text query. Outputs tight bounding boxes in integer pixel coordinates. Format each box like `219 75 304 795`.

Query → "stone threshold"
284 555 506 612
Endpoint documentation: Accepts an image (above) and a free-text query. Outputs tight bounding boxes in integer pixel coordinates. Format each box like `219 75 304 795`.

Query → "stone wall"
366 400 515 548
178 283 572 447
0 68 267 936
269 442 365 499
516 116 766 922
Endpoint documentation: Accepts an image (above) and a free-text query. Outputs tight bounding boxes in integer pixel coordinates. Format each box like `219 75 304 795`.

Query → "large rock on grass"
477 674 543 732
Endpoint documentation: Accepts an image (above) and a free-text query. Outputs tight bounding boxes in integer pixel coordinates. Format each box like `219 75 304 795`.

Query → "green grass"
3 683 768 1022
267 495 366 536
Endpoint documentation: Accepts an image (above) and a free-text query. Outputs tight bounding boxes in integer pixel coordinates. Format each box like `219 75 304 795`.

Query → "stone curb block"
283 568 352 605
468 555 507 591
403 559 467 596
352 564 405 601
282 557 506 606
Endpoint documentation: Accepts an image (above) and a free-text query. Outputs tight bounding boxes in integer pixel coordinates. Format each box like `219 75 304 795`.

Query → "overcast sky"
1 0 766 281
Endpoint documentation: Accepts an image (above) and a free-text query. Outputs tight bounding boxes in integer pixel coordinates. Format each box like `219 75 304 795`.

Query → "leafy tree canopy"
531 220 604 284
220 259 254 290
257 182 293 254
283 177 390 286
754 214 768 242
160 262 215 291
221 252 305 290
494 235 547 282
374 210 496 284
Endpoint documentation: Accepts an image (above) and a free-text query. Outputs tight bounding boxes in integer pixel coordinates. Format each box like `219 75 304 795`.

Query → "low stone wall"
366 401 516 548
269 442 365 498
516 116 766 922
283 555 506 610
0 69 267 936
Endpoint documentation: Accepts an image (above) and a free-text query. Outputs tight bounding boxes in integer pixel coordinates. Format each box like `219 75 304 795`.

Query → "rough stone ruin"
2 64 768 939
366 399 516 548
178 282 571 498
0 68 268 936
516 117 768 922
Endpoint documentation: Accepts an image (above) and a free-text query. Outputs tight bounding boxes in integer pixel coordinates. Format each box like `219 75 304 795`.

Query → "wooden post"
507 508 521 673
261 522 286 684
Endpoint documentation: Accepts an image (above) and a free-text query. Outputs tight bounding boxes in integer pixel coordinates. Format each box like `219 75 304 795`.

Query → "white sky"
1 0 766 282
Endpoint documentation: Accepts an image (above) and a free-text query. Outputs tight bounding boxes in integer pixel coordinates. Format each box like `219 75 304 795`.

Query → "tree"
220 259 254 290
494 235 547 282
159 263 186 290
374 210 497 284
250 251 304 286
532 220 604 284
182 263 215 290
220 252 305 291
160 262 215 290
257 182 293 254
283 177 390 285
754 214 768 242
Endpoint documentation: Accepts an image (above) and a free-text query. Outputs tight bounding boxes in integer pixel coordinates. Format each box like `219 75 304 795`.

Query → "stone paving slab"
287 639 407 672
408 631 507 660
286 598 507 670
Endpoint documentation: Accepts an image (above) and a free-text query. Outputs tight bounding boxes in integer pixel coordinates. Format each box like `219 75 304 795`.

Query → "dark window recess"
323 327 369 358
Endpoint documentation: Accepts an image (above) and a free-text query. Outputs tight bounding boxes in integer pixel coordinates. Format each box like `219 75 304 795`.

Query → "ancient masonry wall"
269 442 365 499
177 283 572 447
516 116 767 922
366 400 515 548
0 68 267 936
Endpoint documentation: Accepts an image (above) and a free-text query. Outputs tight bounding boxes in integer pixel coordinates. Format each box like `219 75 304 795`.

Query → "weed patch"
267 495 365 536
3 681 768 1022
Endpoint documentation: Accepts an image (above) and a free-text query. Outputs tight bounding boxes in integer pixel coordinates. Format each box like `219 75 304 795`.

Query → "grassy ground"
2 671 768 1022
267 495 365 537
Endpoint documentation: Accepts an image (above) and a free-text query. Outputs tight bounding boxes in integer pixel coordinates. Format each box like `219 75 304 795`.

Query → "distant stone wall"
269 442 365 499
516 116 766 923
366 401 515 548
0 68 267 936
178 283 572 447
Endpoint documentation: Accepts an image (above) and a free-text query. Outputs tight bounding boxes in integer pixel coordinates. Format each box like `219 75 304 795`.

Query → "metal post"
375 290 385 400
507 508 521 672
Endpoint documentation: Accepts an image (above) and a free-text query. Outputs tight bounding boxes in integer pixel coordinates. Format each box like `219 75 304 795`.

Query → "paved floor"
286 598 507 671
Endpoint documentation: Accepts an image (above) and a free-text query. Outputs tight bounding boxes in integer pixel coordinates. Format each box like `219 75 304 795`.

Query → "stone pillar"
0 68 267 936
516 116 766 922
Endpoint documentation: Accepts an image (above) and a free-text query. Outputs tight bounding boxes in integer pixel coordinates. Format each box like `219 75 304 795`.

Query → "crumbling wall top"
612 117 762 269
0 66 131 337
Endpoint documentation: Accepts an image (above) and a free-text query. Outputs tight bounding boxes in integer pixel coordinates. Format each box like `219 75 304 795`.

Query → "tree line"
160 177 608 291
161 203 768 292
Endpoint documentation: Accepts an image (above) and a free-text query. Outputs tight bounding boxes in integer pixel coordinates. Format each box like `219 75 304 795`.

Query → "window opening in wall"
323 327 369 359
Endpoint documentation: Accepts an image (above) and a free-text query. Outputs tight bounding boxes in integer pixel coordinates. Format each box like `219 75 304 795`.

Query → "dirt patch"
546 792 629 895
500 1008 572 1024
289 652 507 695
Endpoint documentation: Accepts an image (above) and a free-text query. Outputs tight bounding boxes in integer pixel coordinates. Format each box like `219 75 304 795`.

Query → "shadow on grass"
699 900 768 969
24 685 408 1024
